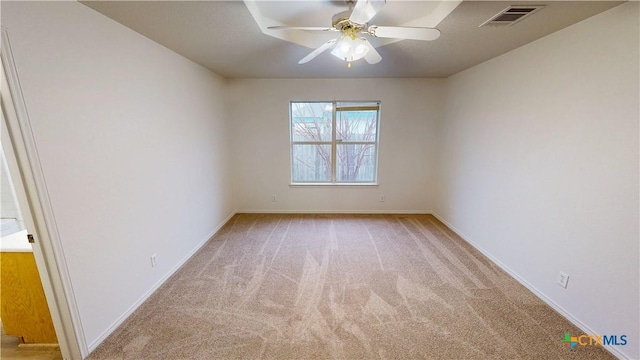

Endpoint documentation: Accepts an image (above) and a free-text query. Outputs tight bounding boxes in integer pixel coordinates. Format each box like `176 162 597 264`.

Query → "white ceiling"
80 0 624 78
242 0 461 49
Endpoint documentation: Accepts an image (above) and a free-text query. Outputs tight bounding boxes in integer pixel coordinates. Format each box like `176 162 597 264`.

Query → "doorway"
1 125 60 356
1 29 84 359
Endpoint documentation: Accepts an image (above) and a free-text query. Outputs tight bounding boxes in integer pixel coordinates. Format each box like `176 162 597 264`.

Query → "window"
290 101 380 184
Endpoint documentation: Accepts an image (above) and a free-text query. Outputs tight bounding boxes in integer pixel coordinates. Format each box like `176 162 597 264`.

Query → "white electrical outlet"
150 254 157 268
271 195 277 202
380 195 385 202
557 271 569 288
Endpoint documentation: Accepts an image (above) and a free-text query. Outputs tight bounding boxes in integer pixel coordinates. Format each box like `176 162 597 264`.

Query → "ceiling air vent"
480 5 544 27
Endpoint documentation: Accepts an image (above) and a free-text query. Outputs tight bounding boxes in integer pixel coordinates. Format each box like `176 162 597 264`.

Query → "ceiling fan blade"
268 26 337 32
349 0 386 24
368 25 441 41
363 40 382 64
298 38 338 64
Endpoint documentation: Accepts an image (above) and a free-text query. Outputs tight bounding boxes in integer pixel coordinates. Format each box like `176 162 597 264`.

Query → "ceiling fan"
268 0 441 67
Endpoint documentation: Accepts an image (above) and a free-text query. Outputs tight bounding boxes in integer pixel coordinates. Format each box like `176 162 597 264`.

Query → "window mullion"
291 141 332 145
339 141 376 145
331 101 337 183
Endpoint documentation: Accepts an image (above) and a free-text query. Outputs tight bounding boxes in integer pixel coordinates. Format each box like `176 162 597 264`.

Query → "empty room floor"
88 214 614 359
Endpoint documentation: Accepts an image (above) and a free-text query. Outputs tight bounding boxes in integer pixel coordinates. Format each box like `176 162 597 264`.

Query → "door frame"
1 28 86 359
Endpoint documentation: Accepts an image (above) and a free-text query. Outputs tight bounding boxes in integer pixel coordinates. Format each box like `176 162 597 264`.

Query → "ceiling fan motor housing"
332 11 364 38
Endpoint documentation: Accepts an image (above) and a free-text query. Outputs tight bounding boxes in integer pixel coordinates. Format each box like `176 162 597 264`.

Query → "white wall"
435 3 639 359
1 1 234 352
228 78 443 213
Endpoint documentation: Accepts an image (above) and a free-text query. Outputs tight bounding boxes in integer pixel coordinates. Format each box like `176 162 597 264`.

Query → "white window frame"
290 100 381 185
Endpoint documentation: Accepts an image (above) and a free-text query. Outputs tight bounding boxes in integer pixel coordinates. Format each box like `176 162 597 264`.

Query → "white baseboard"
87 211 236 353
236 209 431 214
431 212 629 360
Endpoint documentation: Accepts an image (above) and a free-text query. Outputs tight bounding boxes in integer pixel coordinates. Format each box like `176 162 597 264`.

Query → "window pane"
292 144 331 182
336 144 376 182
291 102 333 142
336 103 378 142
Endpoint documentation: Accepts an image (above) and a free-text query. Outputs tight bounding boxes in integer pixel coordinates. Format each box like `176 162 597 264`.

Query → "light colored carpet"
88 214 614 359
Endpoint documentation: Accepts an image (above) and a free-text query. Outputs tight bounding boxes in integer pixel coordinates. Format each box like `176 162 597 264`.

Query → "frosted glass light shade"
331 36 370 62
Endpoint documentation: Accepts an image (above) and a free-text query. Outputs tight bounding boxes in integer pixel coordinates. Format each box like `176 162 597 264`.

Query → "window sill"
289 183 379 188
